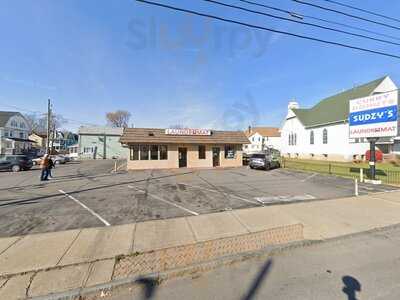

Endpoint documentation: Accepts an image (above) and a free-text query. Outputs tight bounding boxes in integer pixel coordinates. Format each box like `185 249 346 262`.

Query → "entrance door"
212 147 220 167
178 148 187 168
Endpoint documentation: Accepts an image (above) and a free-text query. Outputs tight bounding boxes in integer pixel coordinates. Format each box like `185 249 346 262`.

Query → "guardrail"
282 159 400 185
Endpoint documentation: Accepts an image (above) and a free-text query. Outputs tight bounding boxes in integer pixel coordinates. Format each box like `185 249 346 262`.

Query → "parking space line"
59 190 111 226
177 182 262 206
127 185 199 216
301 173 318 182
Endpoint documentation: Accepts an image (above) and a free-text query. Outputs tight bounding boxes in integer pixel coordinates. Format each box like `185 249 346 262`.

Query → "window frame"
140 145 150 160
130 145 139 160
150 145 159 160
198 145 206 160
323 129 328 144
224 144 236 159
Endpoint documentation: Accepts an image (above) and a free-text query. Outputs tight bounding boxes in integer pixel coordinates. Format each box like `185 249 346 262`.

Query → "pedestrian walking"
48 157 55 179
40 154 50 181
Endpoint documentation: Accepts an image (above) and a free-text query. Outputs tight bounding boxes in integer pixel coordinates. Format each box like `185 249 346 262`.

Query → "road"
108 225 400 300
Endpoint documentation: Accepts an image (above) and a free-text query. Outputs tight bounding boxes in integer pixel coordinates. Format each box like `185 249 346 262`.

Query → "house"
243 126 281 154
51 131 78 152
281 76 399 161
78 126 127 159
0 111 33 155
29 132 47 149
120 128 249 170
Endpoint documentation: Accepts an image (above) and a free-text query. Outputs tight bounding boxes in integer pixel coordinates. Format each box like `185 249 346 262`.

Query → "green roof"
291 76 388 128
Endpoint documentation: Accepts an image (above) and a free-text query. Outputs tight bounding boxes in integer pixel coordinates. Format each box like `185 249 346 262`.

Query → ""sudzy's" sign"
349 90 398 138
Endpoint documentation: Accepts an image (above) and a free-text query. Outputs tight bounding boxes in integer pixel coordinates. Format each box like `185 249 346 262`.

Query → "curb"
29 222 400 300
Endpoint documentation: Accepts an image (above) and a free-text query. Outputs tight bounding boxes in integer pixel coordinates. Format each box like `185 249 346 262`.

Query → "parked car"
0 155 33 172
51 155 67 165
32 157 42 166
249 151 281 170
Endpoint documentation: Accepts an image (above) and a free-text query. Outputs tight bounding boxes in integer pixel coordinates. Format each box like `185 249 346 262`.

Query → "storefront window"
130 145 139 160
198 145 206 159
150 145 158 160
160 145 168 160
224 145 236 159
140 145 149 160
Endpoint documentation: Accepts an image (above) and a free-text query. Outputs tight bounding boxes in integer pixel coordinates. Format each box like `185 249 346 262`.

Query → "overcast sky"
1 0 400 131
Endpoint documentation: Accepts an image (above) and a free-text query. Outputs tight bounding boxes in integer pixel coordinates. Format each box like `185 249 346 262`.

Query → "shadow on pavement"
135 277 159 299
241 258 273 300
342 275 361 300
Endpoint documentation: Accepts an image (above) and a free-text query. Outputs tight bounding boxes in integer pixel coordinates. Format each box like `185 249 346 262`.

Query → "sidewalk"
1 190 400 299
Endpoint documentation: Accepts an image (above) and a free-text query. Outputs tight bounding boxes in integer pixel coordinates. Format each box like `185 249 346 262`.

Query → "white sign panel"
349 91 398 139
165 128 212 136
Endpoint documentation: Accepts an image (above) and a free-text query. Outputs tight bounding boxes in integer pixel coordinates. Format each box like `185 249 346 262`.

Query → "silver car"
249 152 280 170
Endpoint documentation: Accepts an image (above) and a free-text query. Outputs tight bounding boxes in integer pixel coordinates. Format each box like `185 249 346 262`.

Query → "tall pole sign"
349 90 398 181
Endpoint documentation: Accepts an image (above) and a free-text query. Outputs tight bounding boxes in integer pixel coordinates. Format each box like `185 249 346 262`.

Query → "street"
107 225 400 300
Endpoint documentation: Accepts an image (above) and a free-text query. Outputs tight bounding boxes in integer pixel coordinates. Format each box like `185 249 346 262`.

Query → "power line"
202 0 400 47
135 0 400 60
0 102 101 127
240 0 400 42
293 0 400 32
318 0 400 24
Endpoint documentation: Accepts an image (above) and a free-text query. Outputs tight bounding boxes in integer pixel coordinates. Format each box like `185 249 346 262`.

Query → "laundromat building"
120 128 249 170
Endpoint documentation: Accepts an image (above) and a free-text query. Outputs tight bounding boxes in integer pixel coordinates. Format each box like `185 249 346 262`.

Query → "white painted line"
177 182 261 206
59 190 111 226
127 185 199 216
301 173 318 182
254 194 316 204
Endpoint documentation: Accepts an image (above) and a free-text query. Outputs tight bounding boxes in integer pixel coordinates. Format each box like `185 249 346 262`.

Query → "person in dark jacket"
48 157 55 179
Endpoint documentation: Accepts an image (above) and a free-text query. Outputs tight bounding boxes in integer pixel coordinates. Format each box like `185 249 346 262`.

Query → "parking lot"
0 160 398 238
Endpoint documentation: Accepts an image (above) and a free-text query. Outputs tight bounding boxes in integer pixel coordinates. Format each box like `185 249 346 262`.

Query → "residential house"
280 76 399 161
51 131 78 152
0 111 33 155
243 126 281 154
29 132 47 149
78 126 127 159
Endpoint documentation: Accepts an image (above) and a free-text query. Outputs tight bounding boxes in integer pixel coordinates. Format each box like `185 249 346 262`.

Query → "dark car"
0 155 33 172
249 151 281 170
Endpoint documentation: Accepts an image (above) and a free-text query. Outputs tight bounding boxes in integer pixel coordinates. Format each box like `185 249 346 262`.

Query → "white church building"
281 76 399 161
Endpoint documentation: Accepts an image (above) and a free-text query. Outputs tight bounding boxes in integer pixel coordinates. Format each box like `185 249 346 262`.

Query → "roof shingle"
291 76 388 128
120 128 249 144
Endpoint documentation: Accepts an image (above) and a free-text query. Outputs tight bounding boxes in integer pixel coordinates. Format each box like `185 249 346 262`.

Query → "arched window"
288 134 291 145
323 129 328 144
310 131 314 145
294 133 297 145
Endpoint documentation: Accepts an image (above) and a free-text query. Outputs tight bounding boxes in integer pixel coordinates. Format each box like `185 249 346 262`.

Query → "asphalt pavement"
107 225 400 300
0 160 398 237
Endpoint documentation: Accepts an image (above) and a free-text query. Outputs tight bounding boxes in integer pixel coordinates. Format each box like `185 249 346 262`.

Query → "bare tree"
24 113 67 133
106 110 131 128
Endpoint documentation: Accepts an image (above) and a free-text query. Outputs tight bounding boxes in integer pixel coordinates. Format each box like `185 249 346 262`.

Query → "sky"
1 0 400 132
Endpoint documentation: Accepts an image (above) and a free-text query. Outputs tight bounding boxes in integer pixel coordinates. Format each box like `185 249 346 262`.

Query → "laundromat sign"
349 90 398 138
165 128 212 136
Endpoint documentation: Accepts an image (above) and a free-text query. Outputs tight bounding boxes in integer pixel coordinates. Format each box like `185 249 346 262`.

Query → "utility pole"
46 99 52 155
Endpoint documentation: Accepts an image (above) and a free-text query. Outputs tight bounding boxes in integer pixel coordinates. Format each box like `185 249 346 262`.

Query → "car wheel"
12 165 21 172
